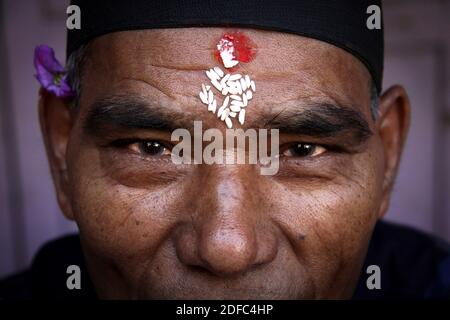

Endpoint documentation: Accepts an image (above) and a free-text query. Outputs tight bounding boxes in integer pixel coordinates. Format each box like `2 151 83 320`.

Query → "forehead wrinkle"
89 35 213 76
248 69 371 120
86 54 208 105
84 28 372 128
90 28 308 73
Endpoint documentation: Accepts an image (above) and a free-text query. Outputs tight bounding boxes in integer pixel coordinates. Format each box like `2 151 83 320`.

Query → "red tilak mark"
215 32 256 68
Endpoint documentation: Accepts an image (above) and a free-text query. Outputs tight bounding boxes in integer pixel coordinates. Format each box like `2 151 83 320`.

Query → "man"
1 0 449 299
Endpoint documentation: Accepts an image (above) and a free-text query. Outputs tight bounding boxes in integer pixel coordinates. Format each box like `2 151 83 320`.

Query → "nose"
175 166 278 277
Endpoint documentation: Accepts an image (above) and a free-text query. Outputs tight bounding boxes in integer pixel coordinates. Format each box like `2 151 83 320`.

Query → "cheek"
67 148 181 267
270 150 383 297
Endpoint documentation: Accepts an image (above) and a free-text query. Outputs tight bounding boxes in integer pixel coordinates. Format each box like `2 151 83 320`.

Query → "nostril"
187 264 211 276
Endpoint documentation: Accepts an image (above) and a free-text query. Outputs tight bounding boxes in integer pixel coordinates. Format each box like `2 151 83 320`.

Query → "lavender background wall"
1 0 449 278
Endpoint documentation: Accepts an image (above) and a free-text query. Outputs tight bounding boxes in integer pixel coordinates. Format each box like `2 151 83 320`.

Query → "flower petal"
34 72 54 89
33 45 75 99
34 45 64 74
56 75 75 98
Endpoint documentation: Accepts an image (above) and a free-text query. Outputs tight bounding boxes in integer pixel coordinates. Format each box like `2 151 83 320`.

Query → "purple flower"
34 45 75 98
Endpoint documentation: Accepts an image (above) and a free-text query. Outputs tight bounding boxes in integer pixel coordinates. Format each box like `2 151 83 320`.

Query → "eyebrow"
260 103 373 145
83 96 372 146
83 96 186 137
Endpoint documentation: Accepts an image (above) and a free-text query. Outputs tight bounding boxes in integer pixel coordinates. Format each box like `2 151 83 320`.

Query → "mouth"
132 261 310 300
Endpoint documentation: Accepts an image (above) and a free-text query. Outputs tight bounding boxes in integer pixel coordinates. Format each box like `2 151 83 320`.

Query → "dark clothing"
354 221 450 299
1 220 449 300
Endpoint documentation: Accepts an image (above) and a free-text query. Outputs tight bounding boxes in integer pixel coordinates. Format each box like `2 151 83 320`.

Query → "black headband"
67 0 384 93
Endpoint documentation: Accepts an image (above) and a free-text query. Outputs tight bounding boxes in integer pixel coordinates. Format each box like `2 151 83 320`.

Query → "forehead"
80 28 372 120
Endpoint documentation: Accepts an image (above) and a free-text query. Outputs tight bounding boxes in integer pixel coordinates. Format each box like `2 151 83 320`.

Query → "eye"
129 141 171 157
282 143 327 158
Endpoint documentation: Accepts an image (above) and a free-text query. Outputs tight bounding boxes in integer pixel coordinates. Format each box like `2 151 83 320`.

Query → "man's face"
51 28 390 299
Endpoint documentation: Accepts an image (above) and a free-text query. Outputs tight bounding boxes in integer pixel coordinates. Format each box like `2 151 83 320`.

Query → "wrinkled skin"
39 28 410 299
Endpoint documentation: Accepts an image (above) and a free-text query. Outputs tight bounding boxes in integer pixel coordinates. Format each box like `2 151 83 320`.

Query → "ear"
377 85 411 218
38 89 75 220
